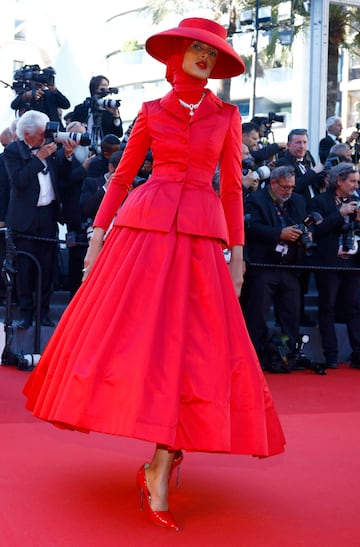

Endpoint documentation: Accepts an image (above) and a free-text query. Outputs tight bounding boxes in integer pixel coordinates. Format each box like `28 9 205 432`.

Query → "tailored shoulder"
143 97 162 109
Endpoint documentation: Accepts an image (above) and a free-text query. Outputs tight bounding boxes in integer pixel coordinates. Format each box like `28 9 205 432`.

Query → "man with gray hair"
4 110 77 328
319 116 358 164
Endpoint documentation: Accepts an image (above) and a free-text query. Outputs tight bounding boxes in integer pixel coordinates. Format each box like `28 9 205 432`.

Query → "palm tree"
327 3 360 117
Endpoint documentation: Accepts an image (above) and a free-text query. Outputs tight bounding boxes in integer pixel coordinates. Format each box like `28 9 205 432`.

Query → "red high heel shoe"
136 464 179 531
169 450 184 487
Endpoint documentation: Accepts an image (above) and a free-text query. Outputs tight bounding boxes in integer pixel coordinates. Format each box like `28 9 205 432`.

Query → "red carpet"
1 365 359 546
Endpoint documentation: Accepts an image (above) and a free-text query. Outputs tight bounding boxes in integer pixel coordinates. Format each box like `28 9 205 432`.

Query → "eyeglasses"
276 182 296 190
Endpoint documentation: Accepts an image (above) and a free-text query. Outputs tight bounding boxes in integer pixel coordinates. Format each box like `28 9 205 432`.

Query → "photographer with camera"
4 110 77 329
242 165 309 372
59 121 95 297
308 162 360 370
242 120 287 170
72 75 123 153
10 65 70 130
241 143 270 199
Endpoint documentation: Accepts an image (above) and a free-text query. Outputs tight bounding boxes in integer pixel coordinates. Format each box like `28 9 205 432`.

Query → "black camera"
242 158 271 182
242 158 256 173
45 121 91 146
338 197 360 254
295 212 323 256
261 112 285 139
97 87 119 98
84 87 121 112
268 111 285 124
12 64 56 93
324 156 340 171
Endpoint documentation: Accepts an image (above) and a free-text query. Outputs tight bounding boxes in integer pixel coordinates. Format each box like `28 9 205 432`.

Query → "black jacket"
4 140 71 232
276 150 324 204
11 88 70 130
71 103 123 140
319 134 337 164
244 187 308 265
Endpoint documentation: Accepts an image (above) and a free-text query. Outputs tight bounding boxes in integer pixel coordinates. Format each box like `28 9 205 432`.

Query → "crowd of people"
241 115 360 372
1 16 359 532
0 71 153 326
1 61 360 372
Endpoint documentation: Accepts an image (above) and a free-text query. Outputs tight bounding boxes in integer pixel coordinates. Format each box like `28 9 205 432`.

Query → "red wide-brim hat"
145 17 245 79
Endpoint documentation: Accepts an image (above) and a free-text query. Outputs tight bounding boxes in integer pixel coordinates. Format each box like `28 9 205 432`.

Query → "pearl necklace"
178 92 205 116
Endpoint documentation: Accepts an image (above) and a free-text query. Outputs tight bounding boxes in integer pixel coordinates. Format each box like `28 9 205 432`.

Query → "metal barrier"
0 227 87 367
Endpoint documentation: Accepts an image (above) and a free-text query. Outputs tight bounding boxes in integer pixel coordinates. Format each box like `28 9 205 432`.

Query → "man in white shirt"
4 110 76 328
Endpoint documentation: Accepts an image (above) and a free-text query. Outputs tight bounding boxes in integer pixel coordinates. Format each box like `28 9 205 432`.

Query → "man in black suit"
308 162 360 370
275 128 323 327
72 75 123 153
243 165 308 371
4 110 77 328
319 116 358 164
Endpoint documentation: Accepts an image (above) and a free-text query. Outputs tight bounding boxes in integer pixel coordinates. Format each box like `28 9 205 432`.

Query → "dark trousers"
244 267 301 354
14 203 58 319
68 242 87 298
316 270 360 362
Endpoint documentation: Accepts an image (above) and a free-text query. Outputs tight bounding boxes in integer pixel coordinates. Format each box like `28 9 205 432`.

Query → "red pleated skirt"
24 225 285 456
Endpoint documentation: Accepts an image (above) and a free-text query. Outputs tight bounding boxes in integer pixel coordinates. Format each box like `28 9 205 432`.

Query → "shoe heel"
170 450 183 487
139 485 144 511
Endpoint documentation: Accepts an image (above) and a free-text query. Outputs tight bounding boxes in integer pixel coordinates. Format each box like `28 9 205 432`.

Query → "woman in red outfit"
24 18 285 530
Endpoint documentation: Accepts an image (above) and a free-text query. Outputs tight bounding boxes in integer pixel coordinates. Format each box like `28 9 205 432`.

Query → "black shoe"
41 314 55 327
17 318 32 329
350 352 360 369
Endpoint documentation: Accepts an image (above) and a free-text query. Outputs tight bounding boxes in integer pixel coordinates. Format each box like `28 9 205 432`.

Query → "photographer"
60 121 95 297
308 163 360 370
72 75 123 153
242 120 287 168
4 110 77 328
10 65 70 130
241 143 269 199
242 165 309 372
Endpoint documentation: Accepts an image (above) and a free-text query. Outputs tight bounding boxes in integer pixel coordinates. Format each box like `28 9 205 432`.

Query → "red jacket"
94 89 244 247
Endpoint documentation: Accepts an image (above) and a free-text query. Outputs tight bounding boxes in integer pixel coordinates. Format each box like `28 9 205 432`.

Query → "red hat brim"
145 18 245 79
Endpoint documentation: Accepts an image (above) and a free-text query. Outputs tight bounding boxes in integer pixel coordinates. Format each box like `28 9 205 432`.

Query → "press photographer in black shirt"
10 65 70 130
72 75 123 153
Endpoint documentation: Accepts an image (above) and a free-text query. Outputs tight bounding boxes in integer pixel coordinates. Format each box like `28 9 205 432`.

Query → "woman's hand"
228 245 245 297
82 227 105 281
